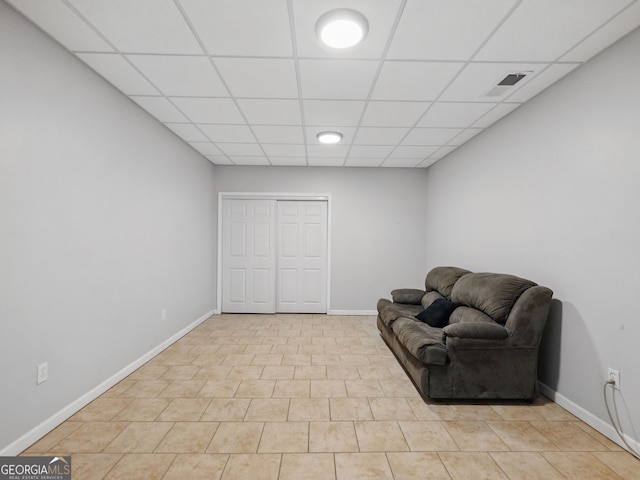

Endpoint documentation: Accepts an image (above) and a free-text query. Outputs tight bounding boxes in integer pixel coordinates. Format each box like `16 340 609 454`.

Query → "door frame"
217 192 331 314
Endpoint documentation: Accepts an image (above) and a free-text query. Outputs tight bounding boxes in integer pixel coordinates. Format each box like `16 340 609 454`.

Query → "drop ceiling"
7 0 640 168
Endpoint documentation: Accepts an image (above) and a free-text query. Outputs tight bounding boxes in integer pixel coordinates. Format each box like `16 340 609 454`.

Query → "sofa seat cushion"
377 299 422 328
391 317 449 365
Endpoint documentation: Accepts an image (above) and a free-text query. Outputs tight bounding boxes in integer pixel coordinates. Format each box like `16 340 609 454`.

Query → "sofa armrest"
391 288 425 305
443 322 508 340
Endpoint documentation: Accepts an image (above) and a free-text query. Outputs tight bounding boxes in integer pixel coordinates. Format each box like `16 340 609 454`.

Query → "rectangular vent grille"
484 72 529 97
498 73 527 86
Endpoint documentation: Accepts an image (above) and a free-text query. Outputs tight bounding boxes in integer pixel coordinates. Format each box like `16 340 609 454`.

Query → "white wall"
424 27 640 448
5 0 637 457
214 166 429 312
0 2 217 453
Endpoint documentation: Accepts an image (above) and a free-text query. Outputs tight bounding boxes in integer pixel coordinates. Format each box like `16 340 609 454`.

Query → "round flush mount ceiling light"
317 131 343 144
315 9 369 49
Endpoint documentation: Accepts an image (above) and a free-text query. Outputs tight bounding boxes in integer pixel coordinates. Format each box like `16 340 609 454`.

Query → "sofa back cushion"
421 291 444 308
424 266 471 299
451 273 536 325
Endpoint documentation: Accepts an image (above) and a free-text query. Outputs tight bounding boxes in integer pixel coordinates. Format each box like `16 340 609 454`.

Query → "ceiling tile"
402 128 462 145
215 58 298 98
230 156 271 166
164 123 209 142
371 61 463 101
475 0 633 61
389 146 440 159
439 62 546 102
472 103 521 128
170 97 245 124
292 0 403 59
188 142 224 156
198 124 256 143
303 100 366 126
348 145 395 158
306 145 348 158
417 102 496 128
129 96 189 123
269 157 308 166
237 99 302 125
387 0 517 60
417 158 440 168
262 144 307 157
447 128 483 146
205 157 229 166
68 0 202 54
561 1 640 62
353 127 410 145
127 55 227 97
179 0 293 57
218 144 265 156
12 0 639 170
7 0 113 52
429 146 458 159
361 101 430 127
205 155 233 165
308 157 345 166
76 53 159 95
252 126 304 144
299 60 379 99
381 158 423 168
345 158 383 167
505 64 581 102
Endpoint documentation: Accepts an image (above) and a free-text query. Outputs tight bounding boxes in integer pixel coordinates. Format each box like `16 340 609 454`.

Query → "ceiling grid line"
500 0 638 104
557 0 640 61
340 0 409 167
172 0 271 165
9 0 639 168
383 0 528 166
286 0 309 166
59 0 114 52
62 0 229 160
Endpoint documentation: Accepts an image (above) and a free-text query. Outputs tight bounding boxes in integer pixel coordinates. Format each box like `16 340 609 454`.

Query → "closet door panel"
276 201 328 313
222 199 276 313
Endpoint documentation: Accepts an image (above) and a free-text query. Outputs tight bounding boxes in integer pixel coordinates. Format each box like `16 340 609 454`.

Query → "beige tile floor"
22 314 640 480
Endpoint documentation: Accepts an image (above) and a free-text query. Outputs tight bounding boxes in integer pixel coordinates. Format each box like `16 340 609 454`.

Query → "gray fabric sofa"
377 266 553 400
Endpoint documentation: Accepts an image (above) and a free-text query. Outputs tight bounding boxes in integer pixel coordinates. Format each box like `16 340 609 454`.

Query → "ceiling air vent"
484 72 529 97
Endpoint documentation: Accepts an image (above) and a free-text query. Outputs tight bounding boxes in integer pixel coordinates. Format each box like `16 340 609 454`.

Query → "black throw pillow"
415 298 458 328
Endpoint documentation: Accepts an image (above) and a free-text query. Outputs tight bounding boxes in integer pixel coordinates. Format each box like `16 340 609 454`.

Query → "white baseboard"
0 309 215 456
538 381 640 456
327 309 377 316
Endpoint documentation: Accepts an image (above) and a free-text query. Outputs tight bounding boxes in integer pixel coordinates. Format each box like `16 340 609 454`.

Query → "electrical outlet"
161 309 166 320
37 362 48 385
608 368 620 390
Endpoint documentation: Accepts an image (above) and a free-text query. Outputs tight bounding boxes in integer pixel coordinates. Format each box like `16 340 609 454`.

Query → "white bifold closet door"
221 198 327 313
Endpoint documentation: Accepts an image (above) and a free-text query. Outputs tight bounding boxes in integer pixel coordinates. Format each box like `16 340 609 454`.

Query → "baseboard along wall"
0 309 215 456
